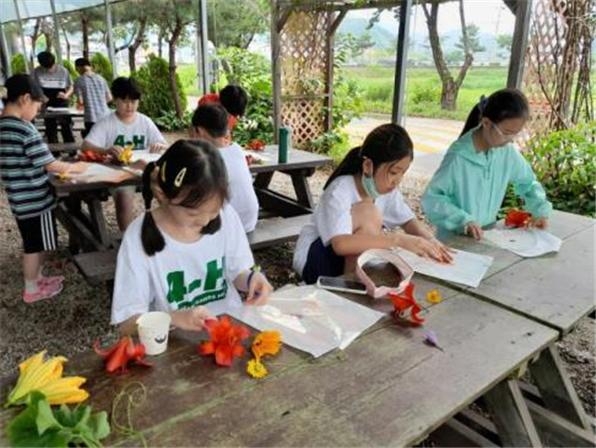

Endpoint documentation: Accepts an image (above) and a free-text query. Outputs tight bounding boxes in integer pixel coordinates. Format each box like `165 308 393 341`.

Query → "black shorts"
301 237 345 284
16 210 58 254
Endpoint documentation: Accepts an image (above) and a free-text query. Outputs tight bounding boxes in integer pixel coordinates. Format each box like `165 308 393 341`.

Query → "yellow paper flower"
56 172 70 182
426 289 443 304
246 359 268 379
251 330 282 360
118 145 134 165
5 351 88 407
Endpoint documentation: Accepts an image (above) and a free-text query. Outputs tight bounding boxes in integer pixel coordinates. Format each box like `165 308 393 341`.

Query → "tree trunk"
128 18 147 73
61 25 70 61
30 18 41 64
168 20 183 118
82 16 90 59
441 78 457 110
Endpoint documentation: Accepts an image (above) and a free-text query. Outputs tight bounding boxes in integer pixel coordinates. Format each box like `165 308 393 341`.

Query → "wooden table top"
0 278 556 446
439 210 595 335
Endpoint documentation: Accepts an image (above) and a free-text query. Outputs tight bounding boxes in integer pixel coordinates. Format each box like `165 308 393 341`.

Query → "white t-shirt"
292 175 416 275
219 142 259 233
111 204 254 325
85 111 166 150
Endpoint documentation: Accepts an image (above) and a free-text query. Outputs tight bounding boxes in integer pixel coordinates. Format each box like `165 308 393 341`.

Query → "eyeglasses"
491 122 525 141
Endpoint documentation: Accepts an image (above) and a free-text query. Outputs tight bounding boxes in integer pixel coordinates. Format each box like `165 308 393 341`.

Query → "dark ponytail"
460 88 530 137
324 123 413 189
140 139 229 256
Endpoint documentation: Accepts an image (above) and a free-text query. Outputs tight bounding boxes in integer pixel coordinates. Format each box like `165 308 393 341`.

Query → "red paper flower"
198 316 250 367
505 209 532 228
388 283 425 325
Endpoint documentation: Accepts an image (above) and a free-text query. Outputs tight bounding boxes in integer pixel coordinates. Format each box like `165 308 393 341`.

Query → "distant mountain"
338 17 397 49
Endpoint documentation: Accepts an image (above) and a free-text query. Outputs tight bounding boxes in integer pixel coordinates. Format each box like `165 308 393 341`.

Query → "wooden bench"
73 214 311 286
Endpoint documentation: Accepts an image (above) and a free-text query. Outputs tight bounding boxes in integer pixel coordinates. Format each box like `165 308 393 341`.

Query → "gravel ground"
0 163 593 417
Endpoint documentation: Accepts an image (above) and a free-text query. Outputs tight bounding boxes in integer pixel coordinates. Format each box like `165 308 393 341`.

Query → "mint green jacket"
421 129 552 233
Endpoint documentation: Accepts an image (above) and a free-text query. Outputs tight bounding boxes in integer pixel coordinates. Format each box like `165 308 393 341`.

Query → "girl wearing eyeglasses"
421 88 552 240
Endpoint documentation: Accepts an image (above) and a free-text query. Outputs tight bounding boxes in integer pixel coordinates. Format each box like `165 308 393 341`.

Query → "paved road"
346 115 463 178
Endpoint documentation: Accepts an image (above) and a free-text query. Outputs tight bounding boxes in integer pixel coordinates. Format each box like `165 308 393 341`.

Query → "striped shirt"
73 72 110 123
0 117 56 219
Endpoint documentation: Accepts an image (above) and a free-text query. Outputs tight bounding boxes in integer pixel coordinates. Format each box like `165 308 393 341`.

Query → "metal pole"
49 0 63 63
391 0 412 125
198 0 209 94
12 0 31 72
104 0 117 77
507 0 532 89
0 21 12 77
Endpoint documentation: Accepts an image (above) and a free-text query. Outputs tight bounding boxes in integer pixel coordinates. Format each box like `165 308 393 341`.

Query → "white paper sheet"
483 227 562 257
395 248 493 288
130 150 161 164
228 285 385 358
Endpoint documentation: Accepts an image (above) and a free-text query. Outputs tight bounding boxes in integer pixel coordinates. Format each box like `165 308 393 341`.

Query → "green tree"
10 54 27 74
207 0 269 49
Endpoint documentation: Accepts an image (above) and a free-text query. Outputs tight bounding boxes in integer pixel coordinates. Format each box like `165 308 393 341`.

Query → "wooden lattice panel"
522 0 591 134
281 98 326 148
279 10 331 147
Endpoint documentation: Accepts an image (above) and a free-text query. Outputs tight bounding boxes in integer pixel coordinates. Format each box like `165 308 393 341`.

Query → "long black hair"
460 88 529 137
324 123 413 190
140 139 229 256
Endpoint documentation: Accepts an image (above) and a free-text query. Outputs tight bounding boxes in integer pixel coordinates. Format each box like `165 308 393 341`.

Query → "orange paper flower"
251 330 282 360
505 209 532 228
426 289 443 304
198 316 250 367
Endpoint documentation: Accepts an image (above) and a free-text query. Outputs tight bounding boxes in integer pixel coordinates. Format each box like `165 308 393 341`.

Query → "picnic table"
51 145 330 252
0 278 560 446
432 210 596 435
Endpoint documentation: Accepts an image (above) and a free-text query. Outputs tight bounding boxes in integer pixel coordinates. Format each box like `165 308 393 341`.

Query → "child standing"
0 74 87 303
293 123 452 284
421 88 552 240
32 51 74 143
82 77 168 231
111 139 271 335
191 104 259 233
73 57 112 137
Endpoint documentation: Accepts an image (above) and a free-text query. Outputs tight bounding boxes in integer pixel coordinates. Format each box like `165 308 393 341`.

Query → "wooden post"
270 0 282 143
198 0 209 94
324 9 347 132
484 379 543 447
507 0 532 88
391 0 412 125
0 21 11 77
530 344 591 430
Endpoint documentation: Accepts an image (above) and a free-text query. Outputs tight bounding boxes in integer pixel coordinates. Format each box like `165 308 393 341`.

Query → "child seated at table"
82 77 168 231
421 88 552 240
0 74 87 303
293 123 452 284
198 84 248 134
111 139 271 334
191 104 259 233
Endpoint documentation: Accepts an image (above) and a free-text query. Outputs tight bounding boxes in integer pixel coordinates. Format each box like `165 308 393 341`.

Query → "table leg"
86 199 112 248
529 344 591 430
484 378 542 447
290 169 315 209
254 172 274 189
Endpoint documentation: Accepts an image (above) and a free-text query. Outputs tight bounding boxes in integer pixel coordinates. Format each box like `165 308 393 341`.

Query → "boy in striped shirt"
0 74 87 303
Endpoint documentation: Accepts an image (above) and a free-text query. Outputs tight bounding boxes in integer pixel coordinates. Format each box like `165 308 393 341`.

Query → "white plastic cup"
136 311 172 355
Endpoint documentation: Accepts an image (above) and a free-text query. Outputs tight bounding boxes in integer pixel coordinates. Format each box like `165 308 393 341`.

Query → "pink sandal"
38 275 64 287
23 281 64 304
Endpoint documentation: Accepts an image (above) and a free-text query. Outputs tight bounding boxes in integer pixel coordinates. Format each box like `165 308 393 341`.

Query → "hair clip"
174 168 187 187
160 161 167 183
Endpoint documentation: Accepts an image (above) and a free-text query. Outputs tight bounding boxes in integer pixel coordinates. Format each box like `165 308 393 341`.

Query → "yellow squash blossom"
246 359 268 379
118 145 134 165
251 330 282 360
5 351 89 407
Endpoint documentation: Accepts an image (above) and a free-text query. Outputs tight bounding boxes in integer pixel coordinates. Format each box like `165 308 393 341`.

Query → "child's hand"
399 235 448 262
246 272 272 306
464 222 483 240
529 217 548 229
149 142 168 153
107 145 124 159
171 307 215 332
429 238 454 263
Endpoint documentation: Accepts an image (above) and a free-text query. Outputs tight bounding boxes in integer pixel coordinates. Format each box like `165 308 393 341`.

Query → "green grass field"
343 65 508 120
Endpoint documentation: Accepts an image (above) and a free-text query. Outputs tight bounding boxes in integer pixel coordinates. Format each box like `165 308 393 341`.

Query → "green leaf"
87 411 111 440
35 399 61 435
